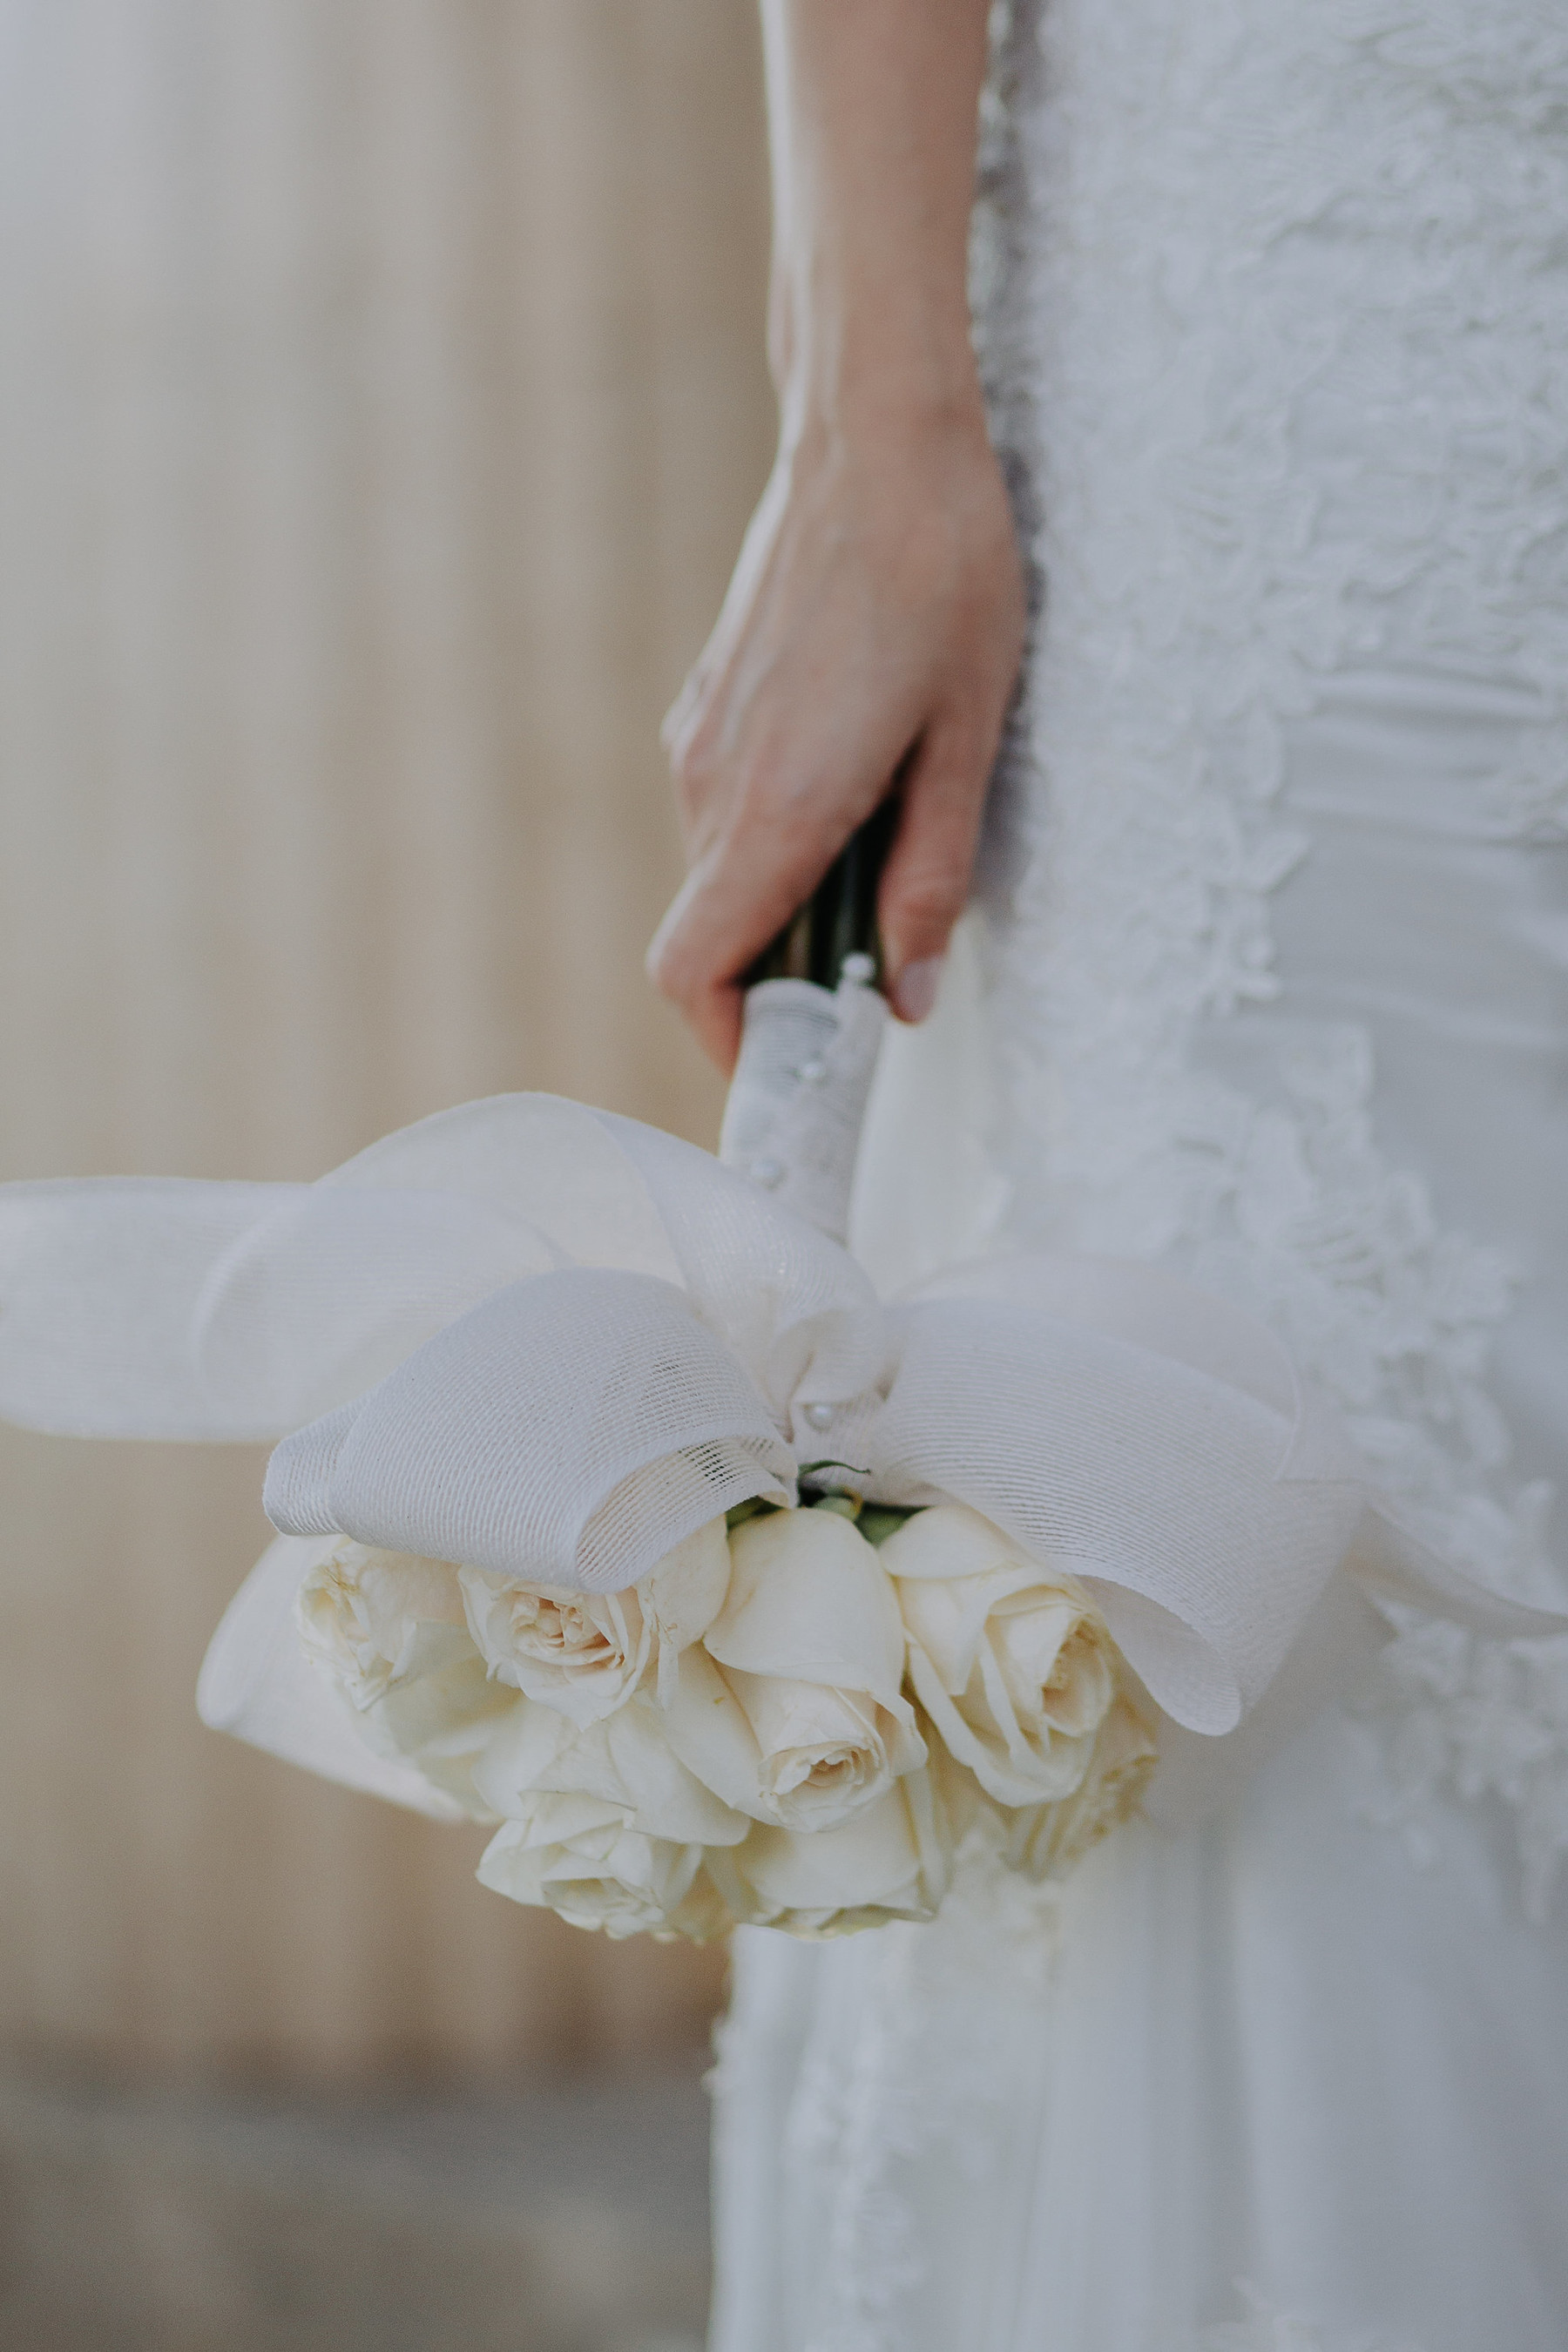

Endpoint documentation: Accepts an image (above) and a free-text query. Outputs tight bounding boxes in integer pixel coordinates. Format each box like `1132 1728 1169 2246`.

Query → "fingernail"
892 956 943 1024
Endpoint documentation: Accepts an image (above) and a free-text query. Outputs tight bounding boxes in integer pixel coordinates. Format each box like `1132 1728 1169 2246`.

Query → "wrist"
772 288 989 459
776 382 994 499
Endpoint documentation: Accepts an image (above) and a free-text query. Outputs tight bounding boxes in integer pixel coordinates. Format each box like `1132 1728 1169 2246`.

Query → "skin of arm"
646 0 1026 1069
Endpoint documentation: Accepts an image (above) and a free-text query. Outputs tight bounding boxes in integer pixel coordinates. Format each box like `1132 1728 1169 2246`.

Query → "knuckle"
665 693 725 790
645 944 680 1005
649 954 700 1015
666 741 713 818
645 922 695 1008
666 715 706 780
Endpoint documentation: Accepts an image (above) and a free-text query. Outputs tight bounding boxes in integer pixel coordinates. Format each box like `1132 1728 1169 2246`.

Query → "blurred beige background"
0 0 770 2114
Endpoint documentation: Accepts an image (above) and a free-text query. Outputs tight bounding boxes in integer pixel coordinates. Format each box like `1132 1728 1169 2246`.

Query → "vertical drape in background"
0 0 769 2077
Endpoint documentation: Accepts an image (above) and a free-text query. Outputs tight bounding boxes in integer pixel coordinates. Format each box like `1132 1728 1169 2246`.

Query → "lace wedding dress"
707 3 1568 2347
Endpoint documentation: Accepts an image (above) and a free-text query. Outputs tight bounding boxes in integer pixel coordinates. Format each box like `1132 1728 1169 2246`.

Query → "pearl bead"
840 952 875 985
751 1156 785 1189
802 1402 836 1430
795 1056 828 1085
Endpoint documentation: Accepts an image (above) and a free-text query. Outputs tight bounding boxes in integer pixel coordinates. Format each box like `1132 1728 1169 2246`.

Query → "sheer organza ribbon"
3 1090 1560 1823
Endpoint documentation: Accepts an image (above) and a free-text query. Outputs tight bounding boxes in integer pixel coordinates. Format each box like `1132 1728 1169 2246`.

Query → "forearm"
760 0 993 447
650 2 1021 1064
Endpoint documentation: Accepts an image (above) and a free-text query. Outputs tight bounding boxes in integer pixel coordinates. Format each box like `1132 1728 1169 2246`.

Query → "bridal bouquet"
1 833 1557 1943
289 1490 1159 1941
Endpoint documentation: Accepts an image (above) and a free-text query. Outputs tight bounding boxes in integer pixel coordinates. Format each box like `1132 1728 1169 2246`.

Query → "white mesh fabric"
7 1084 1557 1805
262 1267 796 1592
315 1094 685 1282
261 1400 362 1537
0 1096 834 1443
192 1185 562 1428
0 1094 896 1450
594 1111 890 1419
574 1436 793 1592
903 1251 1304 1418
865 1294 1370 1733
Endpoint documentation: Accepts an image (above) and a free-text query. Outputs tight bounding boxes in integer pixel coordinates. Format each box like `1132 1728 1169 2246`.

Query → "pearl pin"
751 1156 786 1189
802 1402 836 1430
795 1056 828 1085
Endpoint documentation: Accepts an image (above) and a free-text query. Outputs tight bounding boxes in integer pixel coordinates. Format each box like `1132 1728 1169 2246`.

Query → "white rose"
457 1516 730 1725
1001 1695 1159 1882
471 1686 749 1848
295 1537 514 1813
879 1505 1116 1807
297 1538 471 1707
708 1767 954 1936
664 1508 924 1833
477 1795 731 1941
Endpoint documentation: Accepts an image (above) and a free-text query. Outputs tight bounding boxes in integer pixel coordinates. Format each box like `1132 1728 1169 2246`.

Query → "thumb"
877 724 989 1023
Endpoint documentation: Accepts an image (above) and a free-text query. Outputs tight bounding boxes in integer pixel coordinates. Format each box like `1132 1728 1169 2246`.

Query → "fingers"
647 432 1024 1068
649 693 1001 1064
645 859 749 1071
646 803 856 1072
877 720 992 1022
648 712 992 1069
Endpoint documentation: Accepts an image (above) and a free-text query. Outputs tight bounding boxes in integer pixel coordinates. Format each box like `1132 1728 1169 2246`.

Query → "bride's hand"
648 406 1024 1069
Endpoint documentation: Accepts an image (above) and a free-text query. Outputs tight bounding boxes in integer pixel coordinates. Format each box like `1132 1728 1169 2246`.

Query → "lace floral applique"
1198 2281 1426 2352
974 0 1568 1909
782 1837 1058 2352
1195 1031 1568 1914
1351 1611 1568 1924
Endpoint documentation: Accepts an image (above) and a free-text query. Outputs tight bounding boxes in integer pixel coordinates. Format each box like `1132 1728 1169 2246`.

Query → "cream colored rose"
457 1516 730 1726
295 1537 514 1814
471 1684 750 1849
880 1504 1116 1806
1001 1695 1159 1882
297 1538 471 1707
707 1766 954 1936
663 1508 924 1834
477 1794 730 1941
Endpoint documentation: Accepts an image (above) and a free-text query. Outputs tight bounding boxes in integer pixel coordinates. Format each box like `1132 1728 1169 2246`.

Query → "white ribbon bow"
3 1088 1560 1824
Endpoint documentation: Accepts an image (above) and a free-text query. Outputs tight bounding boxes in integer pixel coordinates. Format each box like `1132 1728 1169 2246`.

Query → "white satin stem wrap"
1 1093 1560 1819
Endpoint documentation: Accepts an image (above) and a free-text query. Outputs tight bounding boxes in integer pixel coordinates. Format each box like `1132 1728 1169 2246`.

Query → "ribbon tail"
1347 1504 1568 1639
1141 1571 1390 1831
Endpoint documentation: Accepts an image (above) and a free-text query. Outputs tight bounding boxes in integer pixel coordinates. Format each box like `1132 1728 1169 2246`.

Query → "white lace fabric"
709 3 1568 2348
970 0 1568 1912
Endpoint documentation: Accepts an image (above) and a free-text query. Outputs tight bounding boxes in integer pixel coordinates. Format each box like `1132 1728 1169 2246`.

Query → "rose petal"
875 1503 1040 1583
296 1541 470 1708
642 1517 732 1659
659 1639 774 1821
459 1567 652 1727
476 1801 712 1939
1002 1697 1159 1881
705 1510 906 1700
601 1700 751 1845
718 1782 938 1921
906 1633 1096 1807
725 1665 923 1819
471 1688 747 1847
